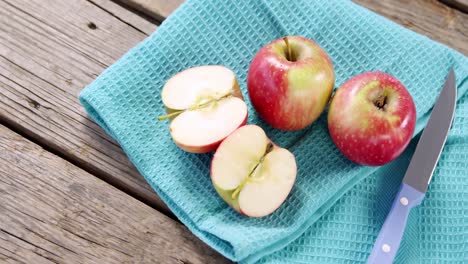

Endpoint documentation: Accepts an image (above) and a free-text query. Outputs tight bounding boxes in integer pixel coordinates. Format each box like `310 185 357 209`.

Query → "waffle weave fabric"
79 0 468 263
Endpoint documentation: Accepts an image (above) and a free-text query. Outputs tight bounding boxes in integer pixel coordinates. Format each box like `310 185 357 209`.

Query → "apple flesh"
328 72 416 166
247 36 335 131
160 65 248 153
211 125 297 217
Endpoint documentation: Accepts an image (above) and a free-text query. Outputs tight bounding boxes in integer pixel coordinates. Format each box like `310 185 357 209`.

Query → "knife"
367 69 457 264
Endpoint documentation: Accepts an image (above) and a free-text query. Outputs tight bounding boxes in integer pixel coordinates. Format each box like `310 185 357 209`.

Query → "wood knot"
87 22 97 30
27 98 40 109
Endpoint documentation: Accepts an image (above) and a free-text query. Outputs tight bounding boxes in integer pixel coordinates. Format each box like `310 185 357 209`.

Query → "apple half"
211 125 297 217
159 65 248 153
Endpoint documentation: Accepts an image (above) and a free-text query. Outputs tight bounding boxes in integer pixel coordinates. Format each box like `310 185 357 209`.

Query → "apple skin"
328 72 416 166
247 36 335 131
212 185 243 214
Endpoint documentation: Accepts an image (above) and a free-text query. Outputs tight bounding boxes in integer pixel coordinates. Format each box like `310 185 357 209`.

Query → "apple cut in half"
211 125 297 217
159 65 248 153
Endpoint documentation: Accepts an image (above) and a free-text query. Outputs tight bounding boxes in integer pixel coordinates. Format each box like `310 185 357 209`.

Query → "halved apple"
211 125 297 217
159 65 248 153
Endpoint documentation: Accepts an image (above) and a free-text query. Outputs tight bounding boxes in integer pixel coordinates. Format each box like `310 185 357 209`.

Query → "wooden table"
1 0 466 263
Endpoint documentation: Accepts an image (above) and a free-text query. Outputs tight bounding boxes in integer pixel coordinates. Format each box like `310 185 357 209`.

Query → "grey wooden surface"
0 125 229 263
0 0 167 213
0 0 467 263
355 0 468 55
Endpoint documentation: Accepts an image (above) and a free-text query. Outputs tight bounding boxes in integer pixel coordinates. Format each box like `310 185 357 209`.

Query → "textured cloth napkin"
80 0 468 263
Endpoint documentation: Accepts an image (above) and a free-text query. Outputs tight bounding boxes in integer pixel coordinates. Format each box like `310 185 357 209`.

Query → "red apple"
247 36 335 130
211 125 297 217
328 72 416 166
159 65 248 153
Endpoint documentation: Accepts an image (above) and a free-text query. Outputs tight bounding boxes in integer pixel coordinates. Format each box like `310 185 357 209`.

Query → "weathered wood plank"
115 0 184 21
0 125 229 264
115 0 468 55
440 0 468 14
0 0 168 213
354 0 468 55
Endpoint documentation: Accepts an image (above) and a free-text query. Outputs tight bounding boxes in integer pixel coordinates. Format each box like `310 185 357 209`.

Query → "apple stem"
157 93 232 121
283 37 295 62
231 142 274 199
374 95 387 110
157 110 184 121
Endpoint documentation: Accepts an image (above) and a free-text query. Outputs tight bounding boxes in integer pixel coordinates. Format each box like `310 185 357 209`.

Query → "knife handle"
367 183 425 264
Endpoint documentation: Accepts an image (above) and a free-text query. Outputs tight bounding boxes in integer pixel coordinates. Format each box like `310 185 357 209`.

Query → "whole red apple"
328 72 416 166
247 36 335 131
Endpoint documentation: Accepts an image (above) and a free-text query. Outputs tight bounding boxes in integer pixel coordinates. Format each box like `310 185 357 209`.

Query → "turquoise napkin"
80 0 468 263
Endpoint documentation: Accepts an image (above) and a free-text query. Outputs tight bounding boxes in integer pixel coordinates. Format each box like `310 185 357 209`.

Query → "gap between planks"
0 0 171 216
87 0 160 35
112 0 182 23
440 0 468 14
0 124 230 264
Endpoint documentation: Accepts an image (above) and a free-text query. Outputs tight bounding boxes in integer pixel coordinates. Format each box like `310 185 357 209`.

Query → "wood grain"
0 0 168 213
115 0 468 55
0 124 229 264
354 0 468 55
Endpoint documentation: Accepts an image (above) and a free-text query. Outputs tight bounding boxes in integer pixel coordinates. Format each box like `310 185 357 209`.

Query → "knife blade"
367 69 457 264
403 69 457 193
